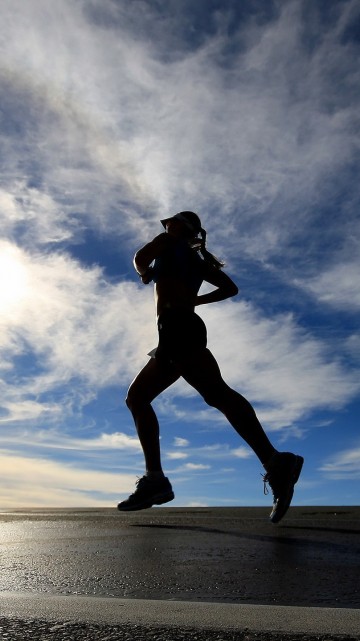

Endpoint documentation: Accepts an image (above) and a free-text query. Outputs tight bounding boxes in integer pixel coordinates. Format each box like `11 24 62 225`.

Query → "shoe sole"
117 491 175 512
270 455 304 524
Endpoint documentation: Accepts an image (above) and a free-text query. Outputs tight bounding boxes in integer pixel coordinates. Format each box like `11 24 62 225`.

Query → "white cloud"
0 452 135 508
319 447 360 479
231 447 254 459
166 452 188 460
0 183 76 248
9 232 356 453
174 437 190 447
95 432 142 450
0 6 358 456
194 301 360 428
0 400 61 424
0 429 142 453
296 262 360 310
0 240 156 422
164 443 254 465
181 463 211 471
1 0 359 262
0 0 359 506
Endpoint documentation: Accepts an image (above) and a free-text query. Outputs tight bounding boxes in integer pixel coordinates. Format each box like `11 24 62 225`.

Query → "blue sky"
0 0 359 508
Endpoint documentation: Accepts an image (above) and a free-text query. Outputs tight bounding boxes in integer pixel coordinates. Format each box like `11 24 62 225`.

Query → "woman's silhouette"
118 211 303 523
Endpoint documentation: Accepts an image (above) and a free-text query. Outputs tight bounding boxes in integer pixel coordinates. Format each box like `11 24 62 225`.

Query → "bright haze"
0 0 359 508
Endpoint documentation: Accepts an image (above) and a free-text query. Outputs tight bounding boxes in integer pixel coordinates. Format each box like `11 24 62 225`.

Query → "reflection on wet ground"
0 506 359 607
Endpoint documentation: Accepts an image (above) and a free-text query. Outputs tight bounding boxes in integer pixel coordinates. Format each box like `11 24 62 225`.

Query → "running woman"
118 211 303 523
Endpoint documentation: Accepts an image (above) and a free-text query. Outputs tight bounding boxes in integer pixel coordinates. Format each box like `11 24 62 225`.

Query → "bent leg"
126 358 180 473
180 349 276 465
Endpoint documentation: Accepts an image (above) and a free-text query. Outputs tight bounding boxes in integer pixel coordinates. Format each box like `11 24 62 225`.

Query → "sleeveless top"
152 238 205 293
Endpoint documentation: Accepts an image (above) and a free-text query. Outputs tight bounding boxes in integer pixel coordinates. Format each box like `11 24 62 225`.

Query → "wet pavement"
0 506 359 608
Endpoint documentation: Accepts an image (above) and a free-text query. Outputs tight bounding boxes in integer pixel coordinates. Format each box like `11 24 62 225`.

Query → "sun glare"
0 246 29 311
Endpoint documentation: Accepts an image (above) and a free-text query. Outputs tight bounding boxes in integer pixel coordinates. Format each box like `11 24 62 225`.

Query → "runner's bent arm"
133 233 168 282
195 266 239 306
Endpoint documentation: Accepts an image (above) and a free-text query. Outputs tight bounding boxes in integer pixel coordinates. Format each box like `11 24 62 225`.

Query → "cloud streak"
0 240 156 423
0 0 359 506
0 451 135 508
1 0 359 257
320 446 360 480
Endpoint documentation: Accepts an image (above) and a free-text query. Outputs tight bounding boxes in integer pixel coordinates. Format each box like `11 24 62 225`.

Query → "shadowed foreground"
0 506 359 640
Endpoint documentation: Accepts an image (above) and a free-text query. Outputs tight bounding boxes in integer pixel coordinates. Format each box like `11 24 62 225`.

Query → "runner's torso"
152 237 205 316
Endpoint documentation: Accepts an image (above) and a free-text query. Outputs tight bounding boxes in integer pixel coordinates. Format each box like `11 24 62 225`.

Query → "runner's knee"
126 384 152 412
125 385 138 412
125 391 132 410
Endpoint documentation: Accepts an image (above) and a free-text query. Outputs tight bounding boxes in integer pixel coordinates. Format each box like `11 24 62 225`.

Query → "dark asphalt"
0 506 359 640
0 506 359 607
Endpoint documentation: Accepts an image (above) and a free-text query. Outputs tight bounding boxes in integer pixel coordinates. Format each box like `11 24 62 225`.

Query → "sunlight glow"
0 246 29 311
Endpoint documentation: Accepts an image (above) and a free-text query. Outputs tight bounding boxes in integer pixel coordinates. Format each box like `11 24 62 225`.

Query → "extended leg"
179 349 304 523
180 349 276 465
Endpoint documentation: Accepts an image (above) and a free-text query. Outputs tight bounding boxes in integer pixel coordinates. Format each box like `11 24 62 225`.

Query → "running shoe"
263 452 304 523
117 475 175 511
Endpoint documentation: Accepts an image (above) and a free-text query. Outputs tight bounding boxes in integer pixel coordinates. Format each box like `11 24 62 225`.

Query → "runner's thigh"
127 358 181 404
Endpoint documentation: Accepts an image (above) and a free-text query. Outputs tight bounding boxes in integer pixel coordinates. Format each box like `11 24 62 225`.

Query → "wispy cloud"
164 442 253 465
0 429 142 453
0 0 359 506
167 452 188 460
319 447 360 479
0 240 156 424
1 0 359 255
179 463 211 471
200 301 359 428
0 451 135 508
231 447 254 459
296 261 360 310
173 437 190 447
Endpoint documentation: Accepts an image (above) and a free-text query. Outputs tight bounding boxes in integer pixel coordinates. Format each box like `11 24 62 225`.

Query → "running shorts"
154 308 207 364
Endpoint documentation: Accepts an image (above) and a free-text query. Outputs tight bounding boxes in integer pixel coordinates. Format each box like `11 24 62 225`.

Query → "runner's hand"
140 267 154 284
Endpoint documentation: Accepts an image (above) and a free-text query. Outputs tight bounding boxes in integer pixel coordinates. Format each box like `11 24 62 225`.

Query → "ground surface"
0 506 359 639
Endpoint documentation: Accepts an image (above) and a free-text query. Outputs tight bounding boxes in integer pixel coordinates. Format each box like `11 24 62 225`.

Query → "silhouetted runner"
118 212 303 522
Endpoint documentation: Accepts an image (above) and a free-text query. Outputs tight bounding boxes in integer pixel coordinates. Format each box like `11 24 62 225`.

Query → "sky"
0 0 359 509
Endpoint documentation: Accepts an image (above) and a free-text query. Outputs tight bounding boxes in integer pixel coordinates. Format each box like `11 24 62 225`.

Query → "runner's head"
161 211 202 239
160 210 224 269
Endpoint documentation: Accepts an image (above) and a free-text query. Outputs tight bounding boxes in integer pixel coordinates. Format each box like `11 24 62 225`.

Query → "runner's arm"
195 266 238 306
133 233 168 282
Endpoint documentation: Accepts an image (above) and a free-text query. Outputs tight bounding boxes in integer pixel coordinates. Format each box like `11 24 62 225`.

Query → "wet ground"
0 506 359 608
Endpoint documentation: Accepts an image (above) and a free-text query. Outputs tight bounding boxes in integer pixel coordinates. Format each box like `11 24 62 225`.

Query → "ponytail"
195 228 224 270
174 211 224 269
